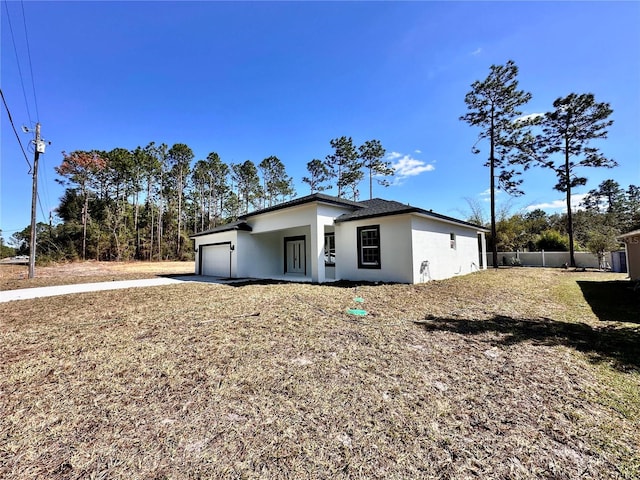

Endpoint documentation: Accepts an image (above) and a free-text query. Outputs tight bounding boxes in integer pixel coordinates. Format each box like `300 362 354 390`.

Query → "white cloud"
526 193 589 212
479 188 503 202
471 47 482 56
389 153 435 185
515 112 544 123
414 149 422 154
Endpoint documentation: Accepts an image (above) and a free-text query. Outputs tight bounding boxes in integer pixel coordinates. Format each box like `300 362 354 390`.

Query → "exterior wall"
623 234 640 280
237 227 311 279
237 230 281 278
335 215 414 283
247 203 349 234
193 230 238 275
247 202 352 282
610 251 627 273
411 217 481 282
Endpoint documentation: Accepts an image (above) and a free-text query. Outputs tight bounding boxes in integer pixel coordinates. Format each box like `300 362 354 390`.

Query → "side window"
450 233 456 249
324 233 335 265
357 225 381 269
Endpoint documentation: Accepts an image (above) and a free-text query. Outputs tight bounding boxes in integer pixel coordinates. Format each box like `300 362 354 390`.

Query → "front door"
285 238 306 275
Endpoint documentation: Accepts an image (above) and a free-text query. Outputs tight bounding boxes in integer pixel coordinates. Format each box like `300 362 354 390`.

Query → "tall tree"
205 152 229 228
191 159 209 232
460 60 533 268
358 140 395 200
232 160 262 214
534 93 615 266
325 136 362 199
626 184 640 231
55 150 107 260
303 159 334 194
145 142 167 261
258 156 294 207
105 147 136 261
359 139 393 200
167 143 194 257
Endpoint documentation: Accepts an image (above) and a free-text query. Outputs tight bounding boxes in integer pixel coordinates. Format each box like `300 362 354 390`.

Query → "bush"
536 230 569 251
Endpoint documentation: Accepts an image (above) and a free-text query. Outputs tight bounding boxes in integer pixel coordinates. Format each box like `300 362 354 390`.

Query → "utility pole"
27 122 43 279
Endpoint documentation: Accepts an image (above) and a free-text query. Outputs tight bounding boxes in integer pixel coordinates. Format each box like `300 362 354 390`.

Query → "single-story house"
190 193 488 284
619 230 640 281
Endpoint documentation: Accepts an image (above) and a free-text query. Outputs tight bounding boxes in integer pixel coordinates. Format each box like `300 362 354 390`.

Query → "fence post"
542 249 545 267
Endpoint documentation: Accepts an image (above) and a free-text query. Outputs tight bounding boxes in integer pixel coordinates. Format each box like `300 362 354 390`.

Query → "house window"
357 225 381 269
324 233 335 265
450 233 456 249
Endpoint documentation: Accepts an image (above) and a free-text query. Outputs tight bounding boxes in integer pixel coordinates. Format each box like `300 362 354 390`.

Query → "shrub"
536 230 569 251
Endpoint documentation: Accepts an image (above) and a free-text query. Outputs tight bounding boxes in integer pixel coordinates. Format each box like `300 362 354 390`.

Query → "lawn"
1 266 638 479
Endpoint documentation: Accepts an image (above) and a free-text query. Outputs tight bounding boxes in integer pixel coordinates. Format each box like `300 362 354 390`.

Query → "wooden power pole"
28 122 41 279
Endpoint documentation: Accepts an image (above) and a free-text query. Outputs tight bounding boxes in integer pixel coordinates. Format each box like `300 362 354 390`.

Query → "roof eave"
336 208 488 231
189 222 252 238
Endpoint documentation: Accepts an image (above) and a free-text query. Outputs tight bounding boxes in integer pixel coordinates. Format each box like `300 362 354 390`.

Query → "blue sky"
2 1 639 239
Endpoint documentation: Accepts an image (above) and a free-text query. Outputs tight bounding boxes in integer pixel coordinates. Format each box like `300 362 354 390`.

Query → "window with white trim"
450 232 456 249
324 233 335 265
357 225 381 269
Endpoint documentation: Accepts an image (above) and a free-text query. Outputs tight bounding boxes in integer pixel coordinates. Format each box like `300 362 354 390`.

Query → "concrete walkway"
1 277 195 303
0 275 301 303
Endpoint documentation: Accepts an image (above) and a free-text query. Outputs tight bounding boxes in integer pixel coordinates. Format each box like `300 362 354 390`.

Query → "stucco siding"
248 203 350 235
194 230 238 276
335 215 413 283
411 217 480 282
623 234 640 281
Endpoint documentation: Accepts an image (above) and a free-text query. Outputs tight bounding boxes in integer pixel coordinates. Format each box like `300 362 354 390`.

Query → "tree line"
6 137 394 262
4 60 635 267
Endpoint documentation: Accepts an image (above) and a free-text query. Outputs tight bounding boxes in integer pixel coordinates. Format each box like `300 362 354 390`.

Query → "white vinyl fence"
486 251 613 269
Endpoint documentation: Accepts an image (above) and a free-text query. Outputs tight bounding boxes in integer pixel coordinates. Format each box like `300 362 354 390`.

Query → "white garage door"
201 244 230 277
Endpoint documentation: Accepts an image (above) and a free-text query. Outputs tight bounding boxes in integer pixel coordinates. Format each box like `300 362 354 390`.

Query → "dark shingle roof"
190 221 252 238
335 198 486 231
191 194 486 237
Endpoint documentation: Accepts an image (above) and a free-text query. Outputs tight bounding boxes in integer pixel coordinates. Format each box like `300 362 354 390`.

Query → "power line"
37 191 47 222
38 154 53 219
0 87 33 172
2 0 34 124
20 0 40 121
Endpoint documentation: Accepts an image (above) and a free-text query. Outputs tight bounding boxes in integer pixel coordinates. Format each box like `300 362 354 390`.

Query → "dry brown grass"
0 261 193 291
1 267 638 479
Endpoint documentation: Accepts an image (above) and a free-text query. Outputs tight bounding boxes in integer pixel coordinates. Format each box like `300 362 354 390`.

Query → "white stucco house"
190 193 488 284
619 230 640 281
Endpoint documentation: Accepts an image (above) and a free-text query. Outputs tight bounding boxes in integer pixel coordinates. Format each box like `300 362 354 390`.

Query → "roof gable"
239 193 362 219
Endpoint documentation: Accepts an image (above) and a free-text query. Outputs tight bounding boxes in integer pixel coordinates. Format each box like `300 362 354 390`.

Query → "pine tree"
534 93 615 266
460 60 534 268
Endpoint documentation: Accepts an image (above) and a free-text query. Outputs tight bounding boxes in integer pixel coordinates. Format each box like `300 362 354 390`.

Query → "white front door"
285 239 305 275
